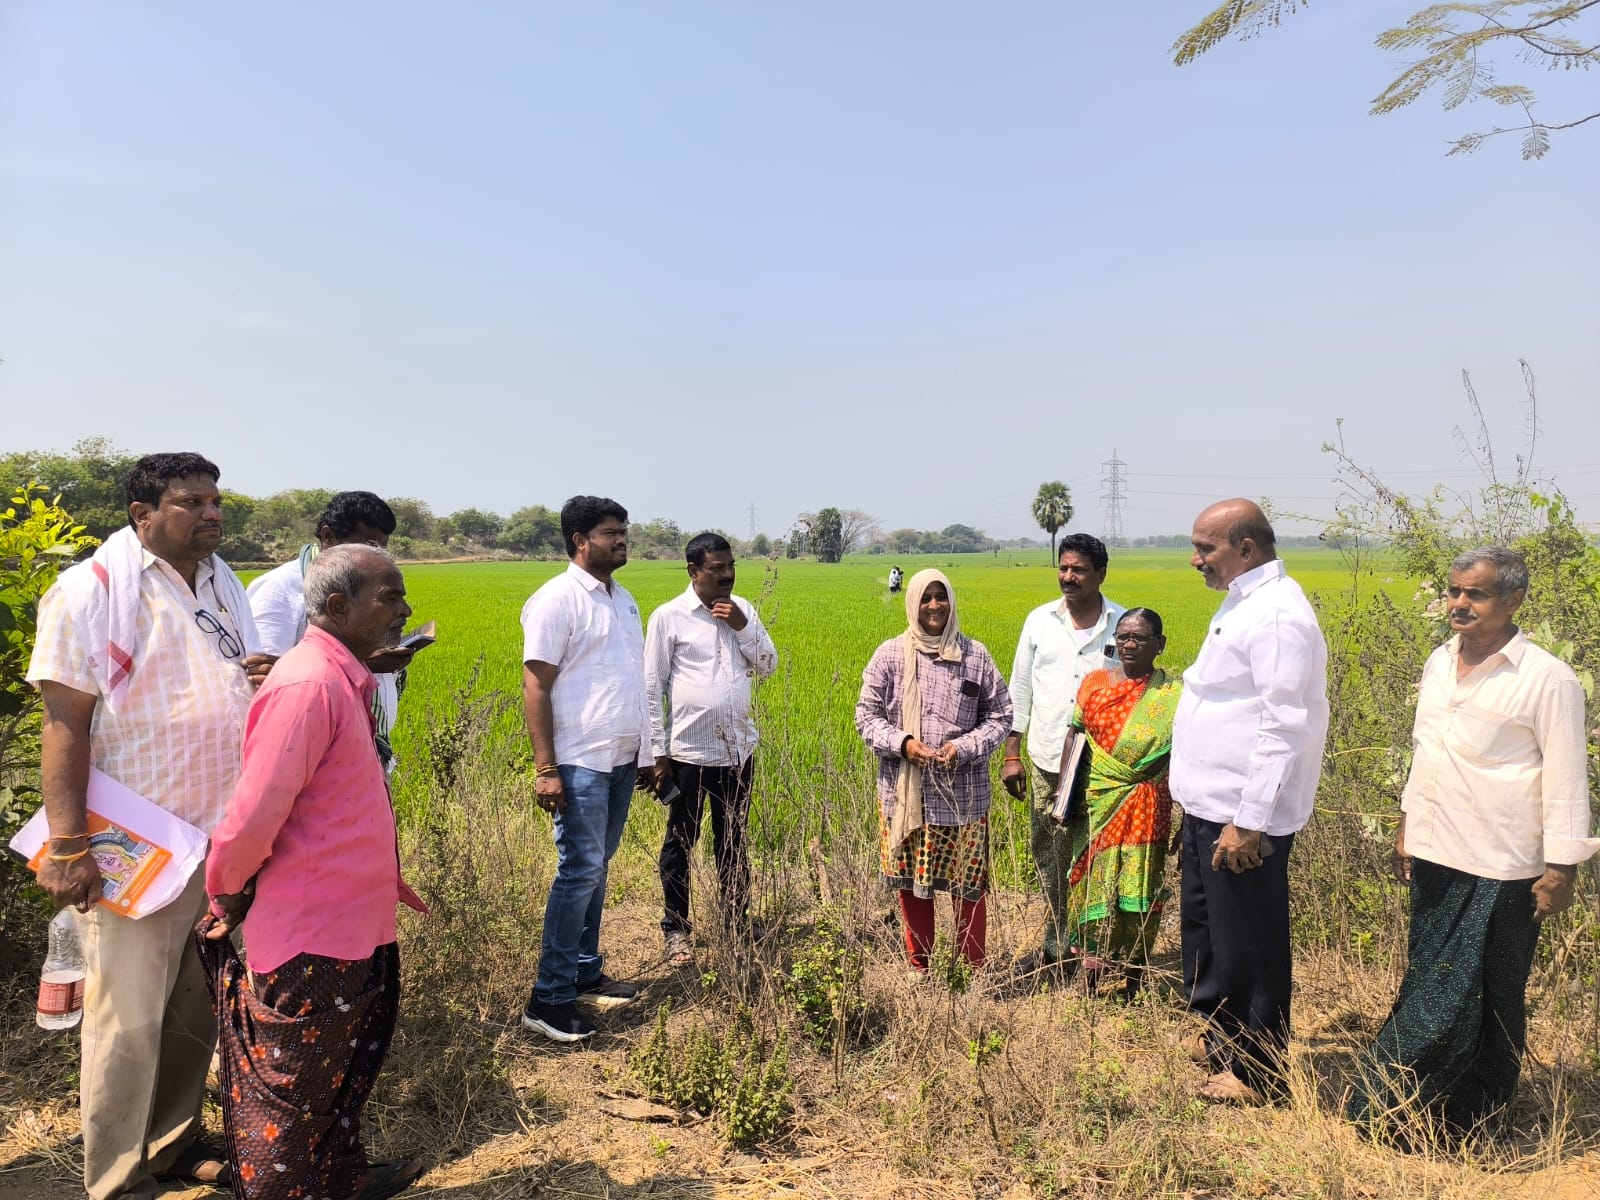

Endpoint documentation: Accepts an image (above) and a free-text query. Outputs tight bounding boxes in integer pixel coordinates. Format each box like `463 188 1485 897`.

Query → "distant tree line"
0 441 743 565
7 444 1183 568
0 443 1040 568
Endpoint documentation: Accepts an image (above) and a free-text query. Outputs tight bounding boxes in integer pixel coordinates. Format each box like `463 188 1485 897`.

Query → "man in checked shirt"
645 533 778 967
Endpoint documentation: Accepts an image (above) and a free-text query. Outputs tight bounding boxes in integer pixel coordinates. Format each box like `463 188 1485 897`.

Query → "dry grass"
3 742 1599 1199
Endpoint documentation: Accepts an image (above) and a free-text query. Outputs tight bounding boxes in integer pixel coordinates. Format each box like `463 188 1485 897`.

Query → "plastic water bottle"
36 909 86 1031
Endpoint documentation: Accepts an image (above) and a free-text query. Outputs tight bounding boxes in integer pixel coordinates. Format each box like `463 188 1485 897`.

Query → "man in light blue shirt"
1002 533 1124 973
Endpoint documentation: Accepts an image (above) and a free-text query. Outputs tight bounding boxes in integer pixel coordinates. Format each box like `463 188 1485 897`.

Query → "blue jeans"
533 763 636 1006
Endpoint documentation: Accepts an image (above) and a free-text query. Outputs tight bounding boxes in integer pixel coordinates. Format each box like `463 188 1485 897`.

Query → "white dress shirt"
1009 595 1125 772
1402 632 1599 881
645 586 778 767
520 562 651 771
1170 559 1329 835
247 555 401 766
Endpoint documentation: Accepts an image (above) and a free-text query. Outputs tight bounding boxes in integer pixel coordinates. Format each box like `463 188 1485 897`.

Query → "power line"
1101 450 1127 548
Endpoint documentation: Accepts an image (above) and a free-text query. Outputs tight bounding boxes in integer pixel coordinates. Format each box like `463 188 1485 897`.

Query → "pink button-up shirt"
207 625 424 972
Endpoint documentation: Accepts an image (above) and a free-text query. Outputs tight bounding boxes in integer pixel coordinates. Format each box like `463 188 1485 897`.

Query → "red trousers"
898 890 987 970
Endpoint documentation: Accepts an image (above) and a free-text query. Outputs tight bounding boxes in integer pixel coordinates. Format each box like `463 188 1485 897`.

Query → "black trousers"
1180 814 1296 1095
658 758 754 935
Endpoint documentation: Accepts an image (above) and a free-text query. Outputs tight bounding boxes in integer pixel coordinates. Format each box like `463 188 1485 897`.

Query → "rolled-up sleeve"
1232 611 1321 832
521 589 571 667
1537 673 1600 866
952 648 1013 762
736 605 778 680
856 644 907 761
1009 621 1034 735
27 583 100 695
644 612 672 759
206 682 333 898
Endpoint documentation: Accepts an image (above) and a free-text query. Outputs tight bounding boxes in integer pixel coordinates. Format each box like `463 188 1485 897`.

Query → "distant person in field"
28 452 269 1198
1001 533 1124 976
1171 499 1329 1105
856 569 1012 976
645 532 778 967
1059 608 1181 1000
200 545 426 1200
1347 547 1598 1140
519 495 649 1043
246 490 415 771
888 564 903 593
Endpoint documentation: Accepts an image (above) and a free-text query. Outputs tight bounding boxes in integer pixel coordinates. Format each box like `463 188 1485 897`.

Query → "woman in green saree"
1062 608 1180 996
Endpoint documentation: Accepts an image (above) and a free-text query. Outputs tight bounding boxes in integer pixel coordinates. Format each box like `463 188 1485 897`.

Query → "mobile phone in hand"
398 620 436 652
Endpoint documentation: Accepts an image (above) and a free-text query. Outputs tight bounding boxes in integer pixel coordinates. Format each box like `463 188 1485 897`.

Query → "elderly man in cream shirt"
1348 546 1599 1139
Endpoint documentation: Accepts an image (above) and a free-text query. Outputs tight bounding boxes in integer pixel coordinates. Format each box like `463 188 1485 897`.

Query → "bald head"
1203 499 1276 553
1190 498 1277 591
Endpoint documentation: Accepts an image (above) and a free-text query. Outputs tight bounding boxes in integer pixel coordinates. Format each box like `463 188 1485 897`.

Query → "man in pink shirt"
198 544 426 1200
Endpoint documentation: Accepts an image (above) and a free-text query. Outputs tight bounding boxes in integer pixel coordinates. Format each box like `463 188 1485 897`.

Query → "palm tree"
1031 481 1073 563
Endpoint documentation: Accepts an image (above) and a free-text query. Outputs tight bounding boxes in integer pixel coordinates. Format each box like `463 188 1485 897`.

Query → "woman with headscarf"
856 569 1012 976
1060 607 1181 997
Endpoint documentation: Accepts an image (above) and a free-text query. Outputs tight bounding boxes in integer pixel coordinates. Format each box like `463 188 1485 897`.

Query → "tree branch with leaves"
1174 1 1600 158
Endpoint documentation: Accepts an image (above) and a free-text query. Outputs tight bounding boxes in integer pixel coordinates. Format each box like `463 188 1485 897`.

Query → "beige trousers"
78 869 215 1200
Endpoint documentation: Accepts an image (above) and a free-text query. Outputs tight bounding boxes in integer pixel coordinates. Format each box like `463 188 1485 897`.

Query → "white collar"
565 561 614 594
1228 559 1286 598
1055 595 1109 630
140 545 216 590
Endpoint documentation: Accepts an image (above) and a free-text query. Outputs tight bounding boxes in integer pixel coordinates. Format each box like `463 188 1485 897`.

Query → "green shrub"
784 907 865 1048
931 937 974 994
0 485 98 975
629 1001 792 1148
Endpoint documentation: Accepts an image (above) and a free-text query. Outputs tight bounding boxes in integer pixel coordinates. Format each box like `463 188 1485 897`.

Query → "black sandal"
355 1158 426 1200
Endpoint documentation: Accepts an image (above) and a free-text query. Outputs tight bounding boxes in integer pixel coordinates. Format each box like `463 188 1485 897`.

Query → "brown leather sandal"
156 1137 232 1188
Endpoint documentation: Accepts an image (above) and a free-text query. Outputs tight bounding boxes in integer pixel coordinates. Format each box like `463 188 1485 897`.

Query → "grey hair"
304 543 398 618
1450 546 1529 598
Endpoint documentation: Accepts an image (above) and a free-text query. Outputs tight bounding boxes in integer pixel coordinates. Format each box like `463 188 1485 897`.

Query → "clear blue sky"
3 2 1596 540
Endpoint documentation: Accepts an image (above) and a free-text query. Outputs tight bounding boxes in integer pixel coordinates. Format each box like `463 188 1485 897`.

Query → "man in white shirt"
519 496 650 1044
645 533 778 966
1170 499 1328 1105
29 452 268 1198
1001 533 1125 972
246 491 414 771
1348 547 1599 1139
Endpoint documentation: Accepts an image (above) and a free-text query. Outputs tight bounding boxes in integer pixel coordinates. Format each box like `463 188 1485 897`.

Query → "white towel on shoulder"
73 527 260 712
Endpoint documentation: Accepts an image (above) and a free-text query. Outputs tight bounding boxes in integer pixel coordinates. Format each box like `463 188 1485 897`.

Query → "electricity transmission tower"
1100 450 1127 547
745 502 759 542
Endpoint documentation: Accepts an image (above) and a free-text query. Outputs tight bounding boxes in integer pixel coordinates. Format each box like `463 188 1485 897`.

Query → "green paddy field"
363 547 1409 859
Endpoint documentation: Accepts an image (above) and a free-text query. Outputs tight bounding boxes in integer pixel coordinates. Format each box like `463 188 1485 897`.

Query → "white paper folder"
9 769 208 919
